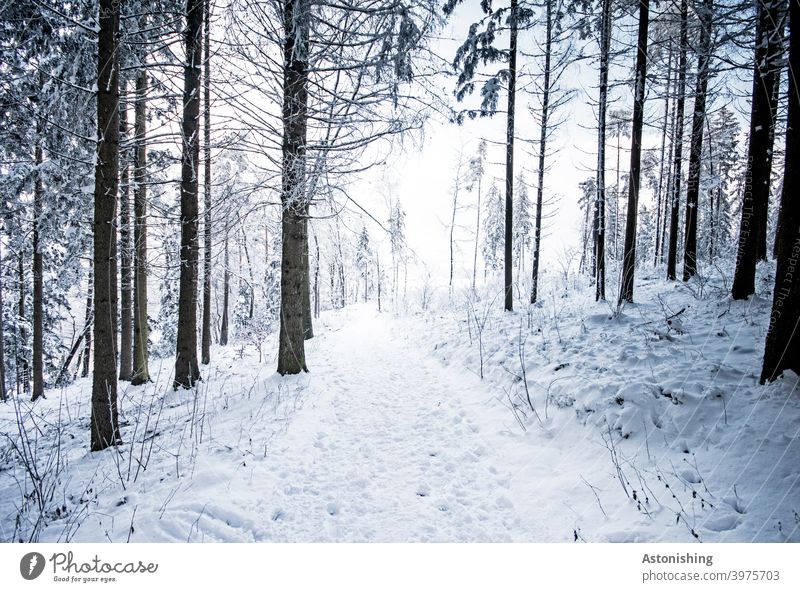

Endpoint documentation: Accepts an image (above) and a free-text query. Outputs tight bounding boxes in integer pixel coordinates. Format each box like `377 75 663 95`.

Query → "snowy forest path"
247 305 531 541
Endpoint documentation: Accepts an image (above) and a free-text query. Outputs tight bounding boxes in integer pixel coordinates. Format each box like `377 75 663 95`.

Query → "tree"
277 0 310 375
174 0 204 389
118 94 134 382
468 140 487 292
594 0 613 301
446 0 534 311
618 0 650 304
761 0 799 382
355 226 371 302
682 0 713 281
482 181 504 274
513 172 531 277
131 69 150 386
91 0 121 451
732 0 787 300
201 0 213 366
666 0 688 281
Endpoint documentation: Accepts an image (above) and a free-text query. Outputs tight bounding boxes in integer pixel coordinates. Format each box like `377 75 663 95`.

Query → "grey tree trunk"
174 0 204 389
594 0 611 301
654 44 673 267
32 121 43 401
0 241 6 400
618 0 650 304
219 230 229 346
82 268 92 379
201 0 212 365
530 0 552 305
91 0 121 451
666 0 687 281
503 0 518 312
131 69 150 386
277 0 310 374
119 93 134 381
682 0 713 281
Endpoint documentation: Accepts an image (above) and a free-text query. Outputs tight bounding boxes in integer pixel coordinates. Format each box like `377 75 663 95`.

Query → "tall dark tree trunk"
594 0 611 301
618 0 650 304
761 0 799 382
32 122 44 401
682 0 713 281
201 0 212 365
277 0 310 374
91 0 121 451
666 0 688 281
119 92 134 381
503 0 518 312
732 0 786 299
654 44 673 267
530 0 552 304
174 0 203 389
131 70 150 386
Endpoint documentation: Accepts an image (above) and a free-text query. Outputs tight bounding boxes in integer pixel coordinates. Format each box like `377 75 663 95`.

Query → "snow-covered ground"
1 270 798 543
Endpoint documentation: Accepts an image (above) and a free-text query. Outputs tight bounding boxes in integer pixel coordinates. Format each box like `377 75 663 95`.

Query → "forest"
0 0 797 543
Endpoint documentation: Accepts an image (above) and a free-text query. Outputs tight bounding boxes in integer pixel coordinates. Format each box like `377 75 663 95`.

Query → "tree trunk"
472 172 481 292
761 0 799 382
682 0 712 281
32 121 44 401
91 0 121 451
666 0 687 281
82 268 92 379
201 0 212 365
131 70 150 386
618 0 649 304
503 0 518 312
732 0 786 299
174 0 203 389
0 241 6 401
119 91 134 381
219 229 229 345
277 0 310 373
302 215 313 339
530 0 552 305
594 0 612 301
654 44 673 267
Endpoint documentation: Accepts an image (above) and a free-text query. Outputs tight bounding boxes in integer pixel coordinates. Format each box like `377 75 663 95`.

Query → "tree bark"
654 44 673 267
220 229 229 346
201 0 212 365
594 0 612 301
761 0 799 382
119 92 134 381
0 241 6 401
666 0 687 281
530 0 552 305
732 0 786 299
618 0 649 304
91 0 121 451
277 0 310 374
32 120 44 401
503 0 518 312
682 0 713 281
131 69 150 386
174 0 204 389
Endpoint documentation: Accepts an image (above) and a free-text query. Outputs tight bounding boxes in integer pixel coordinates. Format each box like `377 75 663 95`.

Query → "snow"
1 271 798 543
